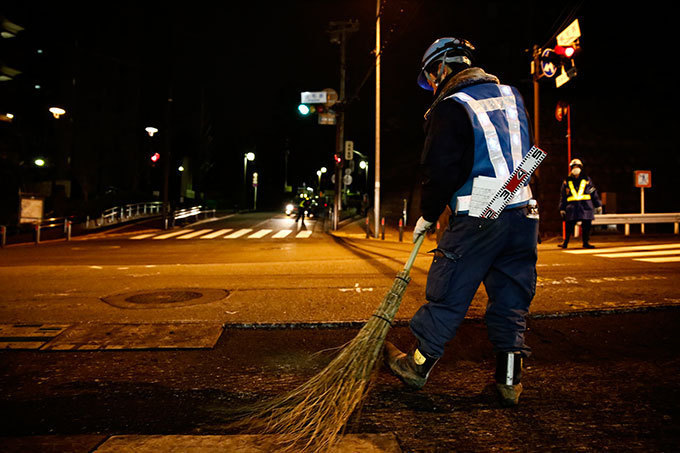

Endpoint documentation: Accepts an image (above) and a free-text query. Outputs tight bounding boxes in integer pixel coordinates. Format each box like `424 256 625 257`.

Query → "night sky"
1 1 677 228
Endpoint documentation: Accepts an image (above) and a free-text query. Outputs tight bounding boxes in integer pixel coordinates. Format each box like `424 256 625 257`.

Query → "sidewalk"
2 310 679 452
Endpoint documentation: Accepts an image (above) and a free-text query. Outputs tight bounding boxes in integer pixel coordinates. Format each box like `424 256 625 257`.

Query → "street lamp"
49 107 65 119
359 160 368 190
243 152 255 209
145 126 158 137
317 167 327 192
34 158 46 167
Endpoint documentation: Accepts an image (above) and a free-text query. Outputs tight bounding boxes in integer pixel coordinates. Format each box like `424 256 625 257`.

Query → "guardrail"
86 201 164 229
169 205 216 228
592 213 680 235
33 216 74 244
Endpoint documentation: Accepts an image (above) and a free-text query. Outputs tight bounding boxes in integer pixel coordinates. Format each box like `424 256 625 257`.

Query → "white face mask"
570 167 582 177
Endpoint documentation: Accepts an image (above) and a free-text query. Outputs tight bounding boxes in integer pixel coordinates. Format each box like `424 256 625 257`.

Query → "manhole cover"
102 288 230 309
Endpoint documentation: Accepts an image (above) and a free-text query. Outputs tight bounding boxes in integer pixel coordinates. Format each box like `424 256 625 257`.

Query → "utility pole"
328 20 359 230
374 0 381 238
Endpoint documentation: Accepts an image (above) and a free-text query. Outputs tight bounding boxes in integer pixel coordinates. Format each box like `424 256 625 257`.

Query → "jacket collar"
424 67 500 120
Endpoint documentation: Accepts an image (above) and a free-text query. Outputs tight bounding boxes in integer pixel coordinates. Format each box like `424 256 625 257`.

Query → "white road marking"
152 230 193 240
272 230 292 238
130 233 156 240
596 249 680 258
565 243 680 254
248 229 272 238
176 229 213 239
634 256 680 263
200 229 233 239
224 228 252 239
296 230 313 238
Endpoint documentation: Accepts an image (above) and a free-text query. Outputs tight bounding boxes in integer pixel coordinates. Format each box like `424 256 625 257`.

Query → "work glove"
413 216 434 243
595 206 602 215
560 210 566 219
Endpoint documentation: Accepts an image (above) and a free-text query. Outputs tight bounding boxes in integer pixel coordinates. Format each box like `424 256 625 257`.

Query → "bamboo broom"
230 235 425 452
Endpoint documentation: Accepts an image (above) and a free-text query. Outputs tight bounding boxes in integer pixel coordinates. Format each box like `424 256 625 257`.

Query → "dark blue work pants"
410 207 538 358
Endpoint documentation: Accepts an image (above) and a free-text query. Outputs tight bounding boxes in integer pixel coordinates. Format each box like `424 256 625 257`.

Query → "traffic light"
150 152 160 164
334 153 342 165
538 42 580 86
297 104 327 116
554 44 576 59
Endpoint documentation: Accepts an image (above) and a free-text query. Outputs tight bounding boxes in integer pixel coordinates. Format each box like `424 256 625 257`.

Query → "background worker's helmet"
417 37 475 90
569 158 583 168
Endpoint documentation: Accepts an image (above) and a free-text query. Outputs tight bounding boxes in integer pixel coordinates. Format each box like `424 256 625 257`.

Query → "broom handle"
403 234 425 275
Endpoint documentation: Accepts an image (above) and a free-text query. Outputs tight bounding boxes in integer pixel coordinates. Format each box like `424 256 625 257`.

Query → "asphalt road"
1 212 679 452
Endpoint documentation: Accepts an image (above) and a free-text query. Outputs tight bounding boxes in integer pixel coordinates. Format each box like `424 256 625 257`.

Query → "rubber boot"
384 341 439 390
495 351 523 407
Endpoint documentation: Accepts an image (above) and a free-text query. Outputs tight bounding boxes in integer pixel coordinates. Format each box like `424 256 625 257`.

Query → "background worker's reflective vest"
560 175 601 221
567 179 591 201
445 83 533 215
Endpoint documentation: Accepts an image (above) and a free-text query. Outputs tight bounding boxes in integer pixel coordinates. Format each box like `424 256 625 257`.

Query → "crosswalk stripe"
296 230 313 238
224 228 252 239
272 230 292 238
635 256 680 263
130 233 156 240
248 229 272 238
176 229 213 239
565 243 680 254
200 229 233 239
596 249 680 258
153 230 193 240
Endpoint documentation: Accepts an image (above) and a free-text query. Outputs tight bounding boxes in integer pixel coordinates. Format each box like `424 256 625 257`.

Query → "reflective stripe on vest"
567 179 591 201
451 85 524 178
446 83 532 213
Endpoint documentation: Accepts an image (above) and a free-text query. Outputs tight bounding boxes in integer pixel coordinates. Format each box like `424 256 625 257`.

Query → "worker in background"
558 158 602 249
295 195 310 227
384 37 538 407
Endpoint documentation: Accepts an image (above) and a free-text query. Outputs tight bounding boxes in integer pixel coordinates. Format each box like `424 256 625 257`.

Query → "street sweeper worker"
385 37 539 407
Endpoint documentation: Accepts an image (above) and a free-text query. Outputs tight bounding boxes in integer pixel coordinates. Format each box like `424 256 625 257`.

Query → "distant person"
295 196 310 227
383 37 538 407
558 158 602 249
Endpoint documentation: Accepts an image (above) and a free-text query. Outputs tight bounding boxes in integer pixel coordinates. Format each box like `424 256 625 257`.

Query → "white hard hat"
569 158 583 168
417 37 475 90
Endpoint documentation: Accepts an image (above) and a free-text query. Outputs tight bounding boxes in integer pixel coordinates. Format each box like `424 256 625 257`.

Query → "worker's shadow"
371 382 501 413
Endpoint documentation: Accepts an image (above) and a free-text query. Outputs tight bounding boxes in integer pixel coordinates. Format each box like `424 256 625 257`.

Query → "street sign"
344 140 354 160
555 66 577 88
318 112 336 125
635 170 651 188
20 196 43 224
557 19 581 47
540 49 558 78
300 91 327 104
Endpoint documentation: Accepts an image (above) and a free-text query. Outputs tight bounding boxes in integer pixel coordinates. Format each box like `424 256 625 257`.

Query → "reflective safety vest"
445 83 533 214
567 179 591 201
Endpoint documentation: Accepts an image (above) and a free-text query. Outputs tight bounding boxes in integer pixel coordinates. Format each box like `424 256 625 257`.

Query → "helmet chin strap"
434 50 449 87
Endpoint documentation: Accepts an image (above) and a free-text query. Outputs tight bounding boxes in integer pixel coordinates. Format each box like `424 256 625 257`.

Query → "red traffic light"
334 154 342 164
554 45 575 58
150 152 160 163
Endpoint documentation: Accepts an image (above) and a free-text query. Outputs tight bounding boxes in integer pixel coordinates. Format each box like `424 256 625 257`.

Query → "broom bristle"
229 271 411 453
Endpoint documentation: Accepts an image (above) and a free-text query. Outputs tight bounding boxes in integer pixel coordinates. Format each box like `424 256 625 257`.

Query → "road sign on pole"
344 141 354 160
300 91 327 104
556 19 581 47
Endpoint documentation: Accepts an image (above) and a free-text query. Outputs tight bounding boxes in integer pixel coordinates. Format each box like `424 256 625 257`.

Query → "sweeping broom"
230 234 426 452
